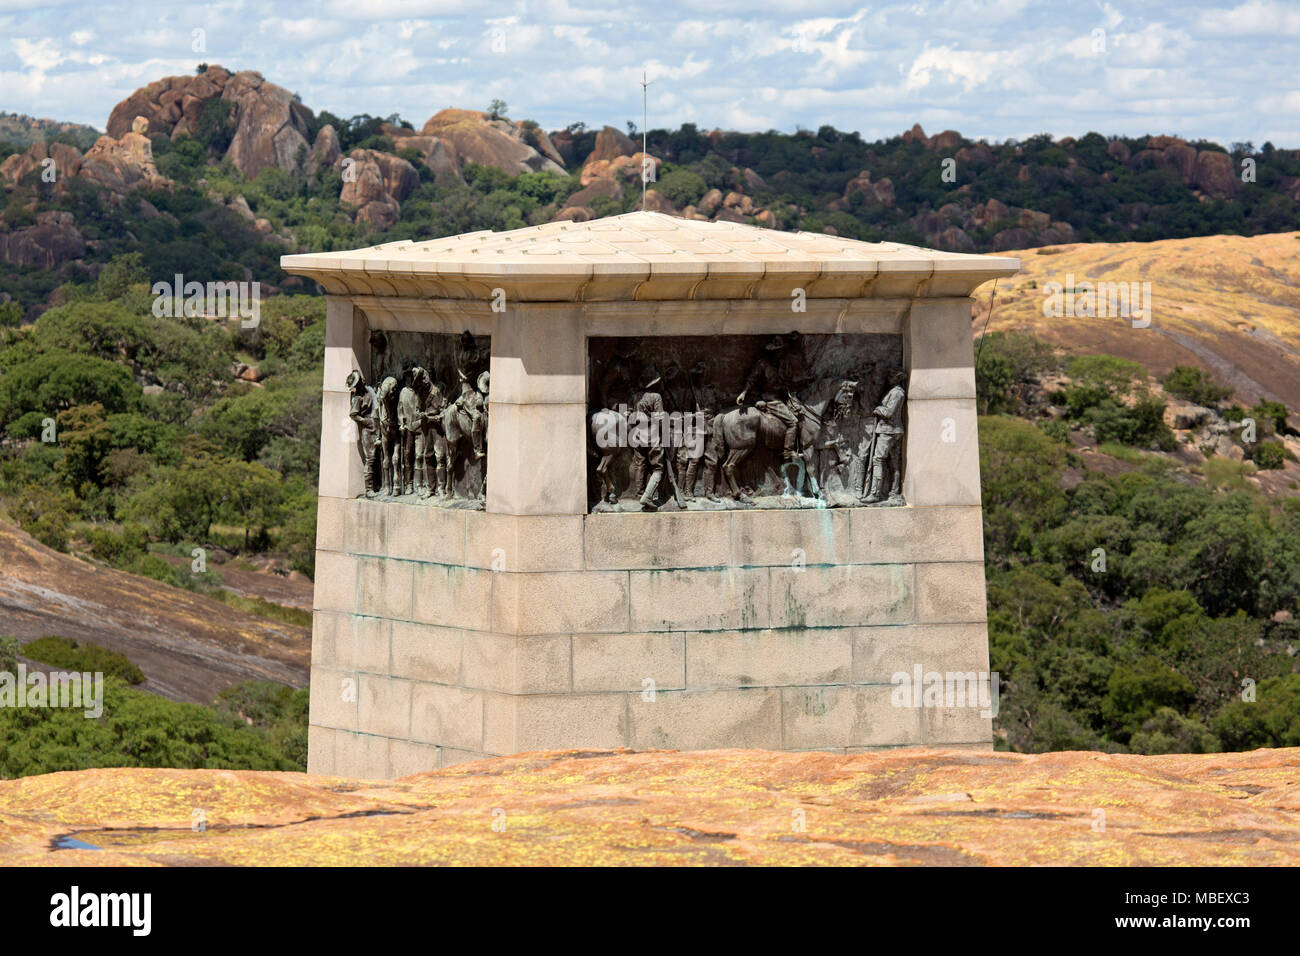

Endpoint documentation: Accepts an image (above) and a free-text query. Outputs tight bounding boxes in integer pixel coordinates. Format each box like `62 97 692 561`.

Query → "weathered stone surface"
585 511 731 569
587 124 638 164
1194 150 1238 197
629 689 781 750
572 632 685 692
629 567 769 632
339 148 419 228
0 222 85 269
782 684 920 748
79 121 169 194
420 109 564 176
4 748 1297 865
307 123 341 175
410 683 483 750
220 70 312 178
686 628 852 688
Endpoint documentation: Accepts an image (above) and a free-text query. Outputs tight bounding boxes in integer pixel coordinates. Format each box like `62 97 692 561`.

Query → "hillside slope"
0 520 308 702
2 748 1297 866
974 231 1300 417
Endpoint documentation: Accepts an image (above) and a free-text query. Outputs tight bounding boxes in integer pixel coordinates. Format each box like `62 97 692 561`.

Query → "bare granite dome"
281 211 1019 300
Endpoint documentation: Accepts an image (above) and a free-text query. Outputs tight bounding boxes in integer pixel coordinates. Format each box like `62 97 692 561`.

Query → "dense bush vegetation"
0 634 308 778
22 636 145 684
0 263 321 576
0 675 304 777
975 335 1300 753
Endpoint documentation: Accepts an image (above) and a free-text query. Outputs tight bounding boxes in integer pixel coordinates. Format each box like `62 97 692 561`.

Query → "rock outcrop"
1 117 168 204
79 116 169 195
900 123 965 151
418 109 564 176
339 149 420 228
587 124 638 163
307 124 341 177
974 230 1300 424
0 216 85 269
1129 135 1238 198
0 519 307 703
104 66 311 178
220 71 312 178
0 140 84 193
2 748 1297 865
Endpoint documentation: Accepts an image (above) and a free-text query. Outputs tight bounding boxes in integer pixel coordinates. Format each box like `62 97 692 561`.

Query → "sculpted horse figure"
713 377 859 501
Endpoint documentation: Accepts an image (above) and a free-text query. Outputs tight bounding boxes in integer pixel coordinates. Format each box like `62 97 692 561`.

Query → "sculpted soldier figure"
473 369 490 464
453 332 490 460
630 366 667 510
346 369 379 496
397 368 424 495
737 334 804 461
420 374 449 498
863 369 906 505
374 375 401 496
677 360 722 500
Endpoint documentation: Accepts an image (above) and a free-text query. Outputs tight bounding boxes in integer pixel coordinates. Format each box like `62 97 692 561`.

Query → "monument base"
307 497 992 779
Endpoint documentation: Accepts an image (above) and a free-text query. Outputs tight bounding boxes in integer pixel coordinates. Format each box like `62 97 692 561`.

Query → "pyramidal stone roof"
281 211 1019 301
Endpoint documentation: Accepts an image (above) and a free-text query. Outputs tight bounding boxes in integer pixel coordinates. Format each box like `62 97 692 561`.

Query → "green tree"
0 350 141 429
54 403 112 490
1101 657 1197 742
1211 674 1300 749
978 415 1067 563
96 252 148 300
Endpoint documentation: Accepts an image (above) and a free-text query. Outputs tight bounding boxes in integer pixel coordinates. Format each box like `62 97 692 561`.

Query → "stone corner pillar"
319 297 368 500
902 296 981 508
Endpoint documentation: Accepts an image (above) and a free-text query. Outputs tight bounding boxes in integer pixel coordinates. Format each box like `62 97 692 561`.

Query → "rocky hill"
2 747 1297 865
0 111 98 150
6 62 1300 315
0 519 308 703
974 231 1300 416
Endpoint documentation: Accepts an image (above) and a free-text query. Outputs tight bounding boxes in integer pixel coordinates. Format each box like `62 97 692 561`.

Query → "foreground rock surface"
3 748 1297 866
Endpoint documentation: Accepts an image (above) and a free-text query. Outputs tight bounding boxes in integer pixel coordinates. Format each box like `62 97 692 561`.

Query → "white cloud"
1196 1 1300 38
0 0 1291 146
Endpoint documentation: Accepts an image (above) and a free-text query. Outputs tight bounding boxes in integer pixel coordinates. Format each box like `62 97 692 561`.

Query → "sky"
0 0 1296 147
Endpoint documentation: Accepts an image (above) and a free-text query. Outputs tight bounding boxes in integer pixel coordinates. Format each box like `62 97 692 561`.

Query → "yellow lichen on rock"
2 748 1298 866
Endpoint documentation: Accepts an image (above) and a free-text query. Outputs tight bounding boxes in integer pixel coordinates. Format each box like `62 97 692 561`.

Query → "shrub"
21 636 145 684
1084 394 1176 450
975 332 1057 415
1250 399 1290 435
1252 441 1286 470
1038 419 1070 443
0 635 18 672
1161 365 1232 406
1129 707 1218 754
1211 674 1300 749
656 168 708 206
0 678 296 778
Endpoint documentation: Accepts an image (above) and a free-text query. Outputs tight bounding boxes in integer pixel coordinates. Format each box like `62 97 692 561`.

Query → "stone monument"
282 212 1019 778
